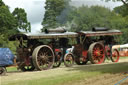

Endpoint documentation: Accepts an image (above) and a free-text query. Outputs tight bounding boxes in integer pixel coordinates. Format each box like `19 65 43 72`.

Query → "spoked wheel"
110 49 120 62
0 67 6 75
53 52 62 68
32 45 54 70
64 53 74 67
75 56 88 65
88 42 105 64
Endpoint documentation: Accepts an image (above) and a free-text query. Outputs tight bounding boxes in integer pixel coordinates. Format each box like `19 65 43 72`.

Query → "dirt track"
1 58 128 85
63 72 128 85
66 58 128 85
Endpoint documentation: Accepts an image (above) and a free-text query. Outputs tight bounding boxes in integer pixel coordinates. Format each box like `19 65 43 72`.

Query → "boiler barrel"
45 28 66 33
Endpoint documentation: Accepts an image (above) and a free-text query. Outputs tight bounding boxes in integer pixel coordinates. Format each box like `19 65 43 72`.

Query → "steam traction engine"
8 27 122 71
9 28 77 71
73 27 122 65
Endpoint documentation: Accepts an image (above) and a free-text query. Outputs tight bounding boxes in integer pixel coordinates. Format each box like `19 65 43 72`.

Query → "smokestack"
92 27 109 31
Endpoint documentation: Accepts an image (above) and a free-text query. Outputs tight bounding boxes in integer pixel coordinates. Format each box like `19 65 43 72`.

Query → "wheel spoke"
89 42 105 64
111 49 119 62
32 45 54 70
64 53 74 67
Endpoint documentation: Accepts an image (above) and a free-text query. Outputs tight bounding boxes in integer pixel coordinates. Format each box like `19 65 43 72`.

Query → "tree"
42 0 70 30
114 5 128 17
12 8 31 32
0 0 18 52
67 5 128 44
114 5 128 44
68 6 123 31
0 0 17 35
0 0 5 6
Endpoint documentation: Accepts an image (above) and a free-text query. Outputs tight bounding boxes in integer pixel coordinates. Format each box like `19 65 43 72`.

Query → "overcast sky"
3 0 122 33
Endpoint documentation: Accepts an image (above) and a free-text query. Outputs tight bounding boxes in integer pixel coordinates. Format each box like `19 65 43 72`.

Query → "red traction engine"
73 27 122 65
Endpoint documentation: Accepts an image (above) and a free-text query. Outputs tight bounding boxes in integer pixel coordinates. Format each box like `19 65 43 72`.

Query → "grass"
5 56 128 72
120 56 128 59
1 57 128 85
1 61 128 85
4 71 101 85
6 66 18 72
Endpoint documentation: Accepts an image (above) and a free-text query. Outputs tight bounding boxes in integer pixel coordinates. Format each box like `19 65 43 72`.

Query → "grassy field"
1 57 128 85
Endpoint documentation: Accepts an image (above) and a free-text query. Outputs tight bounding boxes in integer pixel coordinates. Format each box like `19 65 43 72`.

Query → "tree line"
0 0 128 53
42 0 128 44
0 0 30 53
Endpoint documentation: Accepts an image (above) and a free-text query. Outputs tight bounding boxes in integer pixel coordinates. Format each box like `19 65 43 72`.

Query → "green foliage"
0 0 18 52
42 0 70 30
0 35 17 54
114 5 128 17
12 8 31 32
0 3 17 34
67 6 128 44
68 6 125 31
0 0 5 6
113 5 128 44
0 1 28 53
0 35 7 47
2 62 128 85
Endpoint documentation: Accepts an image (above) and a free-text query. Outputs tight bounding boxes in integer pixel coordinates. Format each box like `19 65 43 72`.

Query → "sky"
3 0 122 33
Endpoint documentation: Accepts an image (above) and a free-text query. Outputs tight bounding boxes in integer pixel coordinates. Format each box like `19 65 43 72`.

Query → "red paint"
82 50 87 57
25 57 30 66
55 49 61 52
92 45 105 64
112 49 120 62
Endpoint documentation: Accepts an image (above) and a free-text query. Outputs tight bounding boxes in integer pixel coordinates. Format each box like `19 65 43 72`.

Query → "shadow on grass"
6 62 128 75
7 68 37 73
67 62 128 74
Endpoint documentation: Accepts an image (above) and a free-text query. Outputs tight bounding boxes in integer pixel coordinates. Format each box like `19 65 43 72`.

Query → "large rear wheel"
32 45 55 70
88 42 105 64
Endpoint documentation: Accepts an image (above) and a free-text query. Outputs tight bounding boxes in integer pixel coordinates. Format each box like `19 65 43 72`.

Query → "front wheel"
110 49 120 62
0 67 6 75
64 53 74 67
